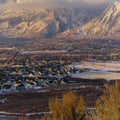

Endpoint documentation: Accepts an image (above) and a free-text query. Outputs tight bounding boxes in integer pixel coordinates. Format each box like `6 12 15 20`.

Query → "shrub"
48 91 86 120
90 82 120 120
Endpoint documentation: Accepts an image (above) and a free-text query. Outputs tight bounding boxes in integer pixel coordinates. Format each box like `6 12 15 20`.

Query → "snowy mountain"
0 0 117 39
0 8 99 38
58 1 120 39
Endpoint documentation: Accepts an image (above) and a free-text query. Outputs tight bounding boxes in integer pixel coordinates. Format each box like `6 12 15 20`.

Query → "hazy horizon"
0 0 115 9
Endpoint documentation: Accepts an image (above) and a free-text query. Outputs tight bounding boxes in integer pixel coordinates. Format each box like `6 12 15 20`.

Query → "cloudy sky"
0 0 115 9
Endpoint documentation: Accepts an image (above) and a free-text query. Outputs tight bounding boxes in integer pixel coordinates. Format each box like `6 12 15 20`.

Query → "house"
16 83 26 91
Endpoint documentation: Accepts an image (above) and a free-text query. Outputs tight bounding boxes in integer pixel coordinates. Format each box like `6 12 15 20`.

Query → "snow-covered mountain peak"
113 1 120 10
58 1 120 39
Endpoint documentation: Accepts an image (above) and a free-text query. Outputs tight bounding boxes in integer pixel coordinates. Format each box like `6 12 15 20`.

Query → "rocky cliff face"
58 1 120 39
0 8 99 38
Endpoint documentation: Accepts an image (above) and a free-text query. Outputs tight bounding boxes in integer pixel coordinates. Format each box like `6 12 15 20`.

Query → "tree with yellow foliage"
90 82 120 120
43 91 86 120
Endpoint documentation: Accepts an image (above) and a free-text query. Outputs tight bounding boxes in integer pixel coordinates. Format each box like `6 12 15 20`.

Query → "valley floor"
0 38 120 119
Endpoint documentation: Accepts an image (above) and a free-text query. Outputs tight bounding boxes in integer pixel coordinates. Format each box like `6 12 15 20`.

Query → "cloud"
29 0 114 8
80 0 107 4
0 0 114 9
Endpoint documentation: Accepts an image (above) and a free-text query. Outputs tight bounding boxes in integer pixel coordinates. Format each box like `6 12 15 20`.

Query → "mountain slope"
0 8 99 38
58 1 120 39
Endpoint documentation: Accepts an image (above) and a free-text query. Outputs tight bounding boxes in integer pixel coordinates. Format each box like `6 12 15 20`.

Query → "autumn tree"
44 91 86 120
90 82 120 120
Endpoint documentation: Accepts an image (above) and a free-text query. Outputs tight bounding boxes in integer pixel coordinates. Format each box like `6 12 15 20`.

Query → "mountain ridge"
0 8 100 38
57 1 120 39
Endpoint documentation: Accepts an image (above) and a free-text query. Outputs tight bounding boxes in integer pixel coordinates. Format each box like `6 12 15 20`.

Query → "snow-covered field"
72 72 120 80
71 62 120 80
71 62 120 71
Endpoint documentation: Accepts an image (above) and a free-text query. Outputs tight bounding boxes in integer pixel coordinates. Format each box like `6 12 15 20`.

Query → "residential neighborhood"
0 60 78 94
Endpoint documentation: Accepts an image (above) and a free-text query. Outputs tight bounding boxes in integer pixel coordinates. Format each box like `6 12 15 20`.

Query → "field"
70 62 120 80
